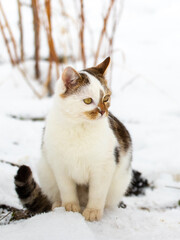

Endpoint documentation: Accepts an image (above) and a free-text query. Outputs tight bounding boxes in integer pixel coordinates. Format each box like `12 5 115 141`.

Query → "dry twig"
107 0 124 86
79 0 86 68
17 0 24 62
42 0 59 95
20 2 32 8
165 186 180 190
32 0 40 79
59 0 76 24
94 0 115 65
0 160 20 167
0 1 19 64
17 65 42 98
0 18 15 65
0 205 35 224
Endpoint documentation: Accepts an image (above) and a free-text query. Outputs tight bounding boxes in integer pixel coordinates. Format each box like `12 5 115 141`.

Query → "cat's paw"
63 202 80 213
82 208 102 221
52 201 62 210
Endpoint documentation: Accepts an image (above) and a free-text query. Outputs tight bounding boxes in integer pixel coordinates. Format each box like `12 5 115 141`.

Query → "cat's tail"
14 165 52 214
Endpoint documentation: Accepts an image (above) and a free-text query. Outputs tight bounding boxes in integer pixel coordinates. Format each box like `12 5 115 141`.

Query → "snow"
0 208 95 240
0 0 180 239
1 207 180 240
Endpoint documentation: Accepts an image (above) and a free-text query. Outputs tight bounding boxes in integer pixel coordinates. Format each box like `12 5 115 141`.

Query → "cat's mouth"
98 111 107 119
99 112 108 119
84 108 108 120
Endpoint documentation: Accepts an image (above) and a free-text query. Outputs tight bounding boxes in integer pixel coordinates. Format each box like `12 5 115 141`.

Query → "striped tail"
14 165 52 213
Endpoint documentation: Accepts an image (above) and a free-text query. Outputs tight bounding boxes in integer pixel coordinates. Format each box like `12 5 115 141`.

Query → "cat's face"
56 57 111 122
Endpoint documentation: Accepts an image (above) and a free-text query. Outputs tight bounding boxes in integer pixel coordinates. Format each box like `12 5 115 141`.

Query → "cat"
15 57 132 221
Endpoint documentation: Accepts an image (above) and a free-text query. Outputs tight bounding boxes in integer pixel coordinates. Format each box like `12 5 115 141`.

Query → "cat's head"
55 57 111 122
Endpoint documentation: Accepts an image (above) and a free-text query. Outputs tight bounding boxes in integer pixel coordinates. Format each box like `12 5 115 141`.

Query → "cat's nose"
100 110 105 115
97 107 105 115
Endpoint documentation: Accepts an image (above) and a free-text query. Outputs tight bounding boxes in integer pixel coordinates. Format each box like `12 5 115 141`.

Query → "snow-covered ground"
0 0 180 239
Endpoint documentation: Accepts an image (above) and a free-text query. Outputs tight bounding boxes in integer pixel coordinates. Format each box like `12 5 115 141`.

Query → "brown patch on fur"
98 90 109 115
84 108 100 120
84 90 111 120
95 57 110 75
83 67 112 105
84 67 108 89
108 112 132 153
105 102 110 109
60 73 89 98
114 146 120 164
61 57 111 98
83 57 111 91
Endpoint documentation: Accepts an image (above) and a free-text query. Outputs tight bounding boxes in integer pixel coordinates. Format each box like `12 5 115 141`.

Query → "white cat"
15 57 132 221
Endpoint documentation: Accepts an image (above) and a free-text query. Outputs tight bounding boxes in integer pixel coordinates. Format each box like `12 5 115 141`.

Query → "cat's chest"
46 120 115 156
44 119 116 184
61 129 113 183
54 123 111 158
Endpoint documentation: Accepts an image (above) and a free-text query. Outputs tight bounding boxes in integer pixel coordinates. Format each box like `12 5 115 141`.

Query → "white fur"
38 73 132 218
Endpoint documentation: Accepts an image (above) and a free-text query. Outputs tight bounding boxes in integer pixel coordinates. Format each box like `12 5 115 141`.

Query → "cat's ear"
95 57 111 75
62 67 80 88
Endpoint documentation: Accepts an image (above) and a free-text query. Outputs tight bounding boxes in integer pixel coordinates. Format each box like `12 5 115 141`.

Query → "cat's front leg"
54 171 80 213
83 164 114 221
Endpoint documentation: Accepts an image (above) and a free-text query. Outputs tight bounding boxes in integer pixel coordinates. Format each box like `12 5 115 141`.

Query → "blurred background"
0 0 179 170
0 0 180 232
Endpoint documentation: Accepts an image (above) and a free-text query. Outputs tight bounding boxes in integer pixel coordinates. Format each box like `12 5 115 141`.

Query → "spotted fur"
60 72 90 98
114 146 120 164
108 112 132 152
15 57 132 221
15 165 52 213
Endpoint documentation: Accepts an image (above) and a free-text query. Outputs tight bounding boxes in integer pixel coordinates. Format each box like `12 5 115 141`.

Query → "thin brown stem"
47 0 59 80
43 60 52 96
17 0 24 62
43 0 59 95
17 65 42 98
0 18 15 65
20 2 32 8
0 160 20 167
32 0 40 79
0 205 35 223
0 1 19 64
108 0 124 87
59 0 76 24
165 186 180 190
45 0 53 91
79 0 86 68
94 0 115 65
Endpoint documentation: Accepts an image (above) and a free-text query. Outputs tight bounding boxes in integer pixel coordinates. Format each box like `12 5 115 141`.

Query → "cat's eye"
103 95 110 102
83 98 93 104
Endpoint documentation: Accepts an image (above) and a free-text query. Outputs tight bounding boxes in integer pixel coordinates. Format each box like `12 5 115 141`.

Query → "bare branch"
17 0 24 62
32 0 40 79
165 186 180 190
0 18 15 65
20 2 32 8
0 1 19 64
59 0 76 24
17 65 42 98
0 212 11 223
0 205 35 224
41 0 59 95
0 1 20 64
9 114 45 121
45 0 59 77
79 0 86 68
94 0 115 65
0 160 20 167
43 59 52 96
